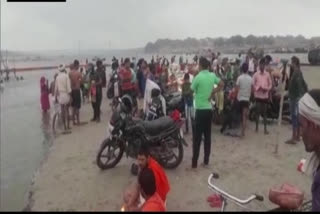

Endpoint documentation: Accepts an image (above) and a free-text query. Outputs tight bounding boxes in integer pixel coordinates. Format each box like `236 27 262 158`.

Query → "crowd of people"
38 51 320 211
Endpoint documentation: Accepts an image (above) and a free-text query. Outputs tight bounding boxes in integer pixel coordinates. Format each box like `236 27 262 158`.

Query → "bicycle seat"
141 116 176 136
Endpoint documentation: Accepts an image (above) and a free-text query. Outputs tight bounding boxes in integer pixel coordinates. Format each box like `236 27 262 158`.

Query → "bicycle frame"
208 173 264 212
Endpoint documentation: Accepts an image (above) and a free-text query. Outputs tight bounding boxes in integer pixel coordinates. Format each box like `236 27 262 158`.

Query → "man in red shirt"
124 146 170 211
139 168 166 212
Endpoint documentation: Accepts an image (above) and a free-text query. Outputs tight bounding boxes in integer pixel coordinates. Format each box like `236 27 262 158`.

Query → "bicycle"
208 172 312 212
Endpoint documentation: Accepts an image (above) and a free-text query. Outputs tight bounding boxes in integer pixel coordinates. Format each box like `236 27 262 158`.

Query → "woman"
40 76 50 113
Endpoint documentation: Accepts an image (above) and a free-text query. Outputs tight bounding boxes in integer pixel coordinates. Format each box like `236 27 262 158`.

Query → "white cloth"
169 63 179 76
248 58 255 73
236 74 253 101
299 93 320 126
55 72 72 105
144 79 167 115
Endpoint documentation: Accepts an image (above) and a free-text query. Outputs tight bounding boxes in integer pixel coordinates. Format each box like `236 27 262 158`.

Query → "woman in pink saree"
40 76 50 113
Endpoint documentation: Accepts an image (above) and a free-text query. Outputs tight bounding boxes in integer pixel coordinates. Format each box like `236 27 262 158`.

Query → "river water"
0 53 312 211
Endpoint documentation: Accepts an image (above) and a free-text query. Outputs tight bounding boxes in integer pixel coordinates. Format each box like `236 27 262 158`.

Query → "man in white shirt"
55 64 72 131
235 63 253 137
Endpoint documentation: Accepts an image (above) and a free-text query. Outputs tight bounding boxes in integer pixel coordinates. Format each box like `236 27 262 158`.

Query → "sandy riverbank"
28 66 319 211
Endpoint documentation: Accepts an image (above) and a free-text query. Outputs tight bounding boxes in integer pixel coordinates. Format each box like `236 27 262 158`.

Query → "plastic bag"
269 183 304 210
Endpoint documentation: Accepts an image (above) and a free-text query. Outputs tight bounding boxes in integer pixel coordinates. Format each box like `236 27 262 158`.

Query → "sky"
1 0 320 51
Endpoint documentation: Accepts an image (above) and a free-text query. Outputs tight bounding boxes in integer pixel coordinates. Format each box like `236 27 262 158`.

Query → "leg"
96 93 102 122
203 110 213 165
192 110 203 168
66 104 71 129
262 102 268 134
61 104 67 130
91 102 96 121
255 101 261 132
242 106 249 137
185 104 189 133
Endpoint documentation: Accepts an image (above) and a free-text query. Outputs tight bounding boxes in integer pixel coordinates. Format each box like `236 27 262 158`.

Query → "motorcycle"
163 91 185 116
96 97 188 170
249 94 290 122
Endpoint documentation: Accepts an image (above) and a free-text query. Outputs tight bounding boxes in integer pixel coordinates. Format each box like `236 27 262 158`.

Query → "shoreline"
27 99 312 211
24 66 319 211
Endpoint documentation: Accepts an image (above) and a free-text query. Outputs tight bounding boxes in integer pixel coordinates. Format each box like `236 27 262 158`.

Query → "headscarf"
299 93 320 177
299 93 320 127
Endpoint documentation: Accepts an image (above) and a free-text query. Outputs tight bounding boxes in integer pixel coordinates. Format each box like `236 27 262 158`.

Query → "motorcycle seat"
142 116 176 136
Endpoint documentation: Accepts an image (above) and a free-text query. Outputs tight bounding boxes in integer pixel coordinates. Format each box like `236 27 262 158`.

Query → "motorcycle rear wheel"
160 137 184 169
96 138 124 170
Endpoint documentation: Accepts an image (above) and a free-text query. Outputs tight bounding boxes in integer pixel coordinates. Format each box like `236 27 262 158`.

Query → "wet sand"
29 66 319 211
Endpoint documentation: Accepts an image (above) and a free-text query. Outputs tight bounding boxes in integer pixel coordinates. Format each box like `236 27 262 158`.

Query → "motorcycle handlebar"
208 173 264 205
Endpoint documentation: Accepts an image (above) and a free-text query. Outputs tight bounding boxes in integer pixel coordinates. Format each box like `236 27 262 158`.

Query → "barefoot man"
69 60 83 125
55 64 72 132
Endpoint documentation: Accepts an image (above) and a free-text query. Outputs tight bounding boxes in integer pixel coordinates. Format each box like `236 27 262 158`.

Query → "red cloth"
169 110 181 122
148 158 170 202
119 67 135 91
40 77 50 111
156 64 162 75
141 192 166 212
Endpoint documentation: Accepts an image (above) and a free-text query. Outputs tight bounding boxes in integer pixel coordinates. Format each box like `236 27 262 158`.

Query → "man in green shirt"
191 57 224 168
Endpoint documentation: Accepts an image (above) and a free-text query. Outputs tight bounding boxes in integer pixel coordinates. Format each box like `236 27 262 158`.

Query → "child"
181 73 193 133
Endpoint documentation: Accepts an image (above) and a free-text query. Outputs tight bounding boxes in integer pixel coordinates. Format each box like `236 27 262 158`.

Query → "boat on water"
308 48 320 65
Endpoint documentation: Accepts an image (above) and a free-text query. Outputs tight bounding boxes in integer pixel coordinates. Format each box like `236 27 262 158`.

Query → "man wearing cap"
55 64 72 132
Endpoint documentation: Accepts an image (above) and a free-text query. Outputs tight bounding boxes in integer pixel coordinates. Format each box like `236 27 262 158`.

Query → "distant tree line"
145 35 320 53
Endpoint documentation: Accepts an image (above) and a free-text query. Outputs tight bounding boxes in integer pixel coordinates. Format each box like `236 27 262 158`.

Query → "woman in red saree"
40 76 50 113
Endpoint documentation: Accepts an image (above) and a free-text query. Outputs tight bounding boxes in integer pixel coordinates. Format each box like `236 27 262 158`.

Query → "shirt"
312 168 320 211
252 70 272 100
148 158 170 202
69 69 83 90
191 70 220 110
236 74 253 101
141 192 166 212
288 68 307 101
55 72 71 94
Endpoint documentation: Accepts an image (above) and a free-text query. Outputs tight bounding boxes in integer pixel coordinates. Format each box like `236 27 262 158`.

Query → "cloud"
1 0 319 51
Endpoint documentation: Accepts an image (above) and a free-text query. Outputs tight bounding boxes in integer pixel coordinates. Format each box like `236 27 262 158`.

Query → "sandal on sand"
285 139 297 145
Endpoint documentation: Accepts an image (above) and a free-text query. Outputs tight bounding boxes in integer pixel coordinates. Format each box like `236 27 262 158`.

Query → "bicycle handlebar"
208 173 264 205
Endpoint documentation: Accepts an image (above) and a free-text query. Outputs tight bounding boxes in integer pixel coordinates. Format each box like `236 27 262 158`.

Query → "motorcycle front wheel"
96 138 124 170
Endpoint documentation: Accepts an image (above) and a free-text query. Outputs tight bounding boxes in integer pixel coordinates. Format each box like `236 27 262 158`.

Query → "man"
285 56 308 144
191 57 224 168
298 89 320 211
137 59 147 98
90 60 105 122
124 146 170 211
252 57 272 135
235 63 253 137
69 60 83 125
139 168 166 212
55 64 72 132
119 58 137 98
